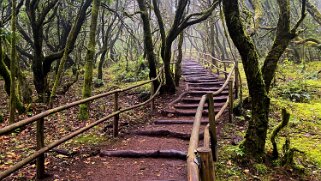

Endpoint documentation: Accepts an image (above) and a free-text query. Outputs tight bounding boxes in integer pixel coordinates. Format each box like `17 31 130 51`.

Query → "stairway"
165 60 229 116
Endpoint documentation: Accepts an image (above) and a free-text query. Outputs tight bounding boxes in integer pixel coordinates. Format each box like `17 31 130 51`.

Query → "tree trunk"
49 0 92 105
208 11 216 65
9 0 17 123
79 0 100 120
175 32 184 86
137 0 159 88
262 0 306 93
223 0 270 158
214 22 226 60
0 53 25 113
97 50 107 80
306 0 321 25
162 45 176 93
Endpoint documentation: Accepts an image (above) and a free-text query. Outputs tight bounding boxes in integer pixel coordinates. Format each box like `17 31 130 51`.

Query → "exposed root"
100 149 186 160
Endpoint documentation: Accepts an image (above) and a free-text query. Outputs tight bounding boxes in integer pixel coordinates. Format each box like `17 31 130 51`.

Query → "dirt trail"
46 59 229 181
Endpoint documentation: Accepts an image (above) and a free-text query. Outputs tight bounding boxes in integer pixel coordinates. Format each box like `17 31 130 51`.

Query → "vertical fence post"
234 64 239 99
206 94 217 161
150 80 155 112
113 92 119 137
207 55 211 71
36 117 45 179
197 147 215 181
197 52 200 63
223 62 227 79
228 80 234 123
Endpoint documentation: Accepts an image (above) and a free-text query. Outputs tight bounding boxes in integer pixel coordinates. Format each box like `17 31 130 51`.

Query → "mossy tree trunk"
79 0 100 120
175 32 184 86
223 0 306 158
305 0 321 25
9 0 17 123
49 0 92 105
0 51 25 113
223 0 270 157
137 0 159 89
262 0 306 93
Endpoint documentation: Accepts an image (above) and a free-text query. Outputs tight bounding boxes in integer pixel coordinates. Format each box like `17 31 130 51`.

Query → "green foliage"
0 28 12 44
275 80 311 103
93 78 104 87
273 61 321 103
0 114 3 123
110 56 149 83
227 145 245 157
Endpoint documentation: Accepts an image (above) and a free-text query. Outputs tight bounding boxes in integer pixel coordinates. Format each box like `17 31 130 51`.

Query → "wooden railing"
186 51 238 181
0 68 164 180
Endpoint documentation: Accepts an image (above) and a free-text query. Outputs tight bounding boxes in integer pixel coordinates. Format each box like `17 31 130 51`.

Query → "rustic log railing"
196 52 240 99
187 51 237 181
0 68 164 180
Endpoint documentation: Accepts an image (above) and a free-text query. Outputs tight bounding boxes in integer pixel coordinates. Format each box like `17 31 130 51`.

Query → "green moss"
78 104 89 120
291 135 321 167
254 163 268 174
109 57 149 83
71 133 106 145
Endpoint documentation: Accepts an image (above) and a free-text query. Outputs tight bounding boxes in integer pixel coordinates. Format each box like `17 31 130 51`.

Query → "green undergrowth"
217 61 321 180
109 57 149 83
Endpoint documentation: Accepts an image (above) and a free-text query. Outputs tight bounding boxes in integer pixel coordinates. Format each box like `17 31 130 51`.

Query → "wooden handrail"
0 68 163 179
200 52 233 64
0 69 163 136
212 63 236 96
187 51 237 181
187 51 234 77
187 95 207 181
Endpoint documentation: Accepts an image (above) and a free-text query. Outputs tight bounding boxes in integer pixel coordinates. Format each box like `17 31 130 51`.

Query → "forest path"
49 59 228 181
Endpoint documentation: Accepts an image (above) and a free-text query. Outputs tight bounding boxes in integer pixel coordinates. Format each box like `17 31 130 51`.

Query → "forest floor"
0 60 321 180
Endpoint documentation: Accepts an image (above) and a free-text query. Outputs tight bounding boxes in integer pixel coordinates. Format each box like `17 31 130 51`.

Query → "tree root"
100 149 186 160
50 148 79 157
271 109 290 159
131 129 204 140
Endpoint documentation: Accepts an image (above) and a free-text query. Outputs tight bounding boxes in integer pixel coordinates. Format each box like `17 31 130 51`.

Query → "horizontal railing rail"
186 51 238 181
0 68 164 179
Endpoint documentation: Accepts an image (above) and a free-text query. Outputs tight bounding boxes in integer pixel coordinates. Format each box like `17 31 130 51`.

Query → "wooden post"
150 80 155 112
197 147 215 181
206 94 217 161
113 92 119 137
223 62 227 79
228 80 234 123
36 117 45 179
234 64 239 99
